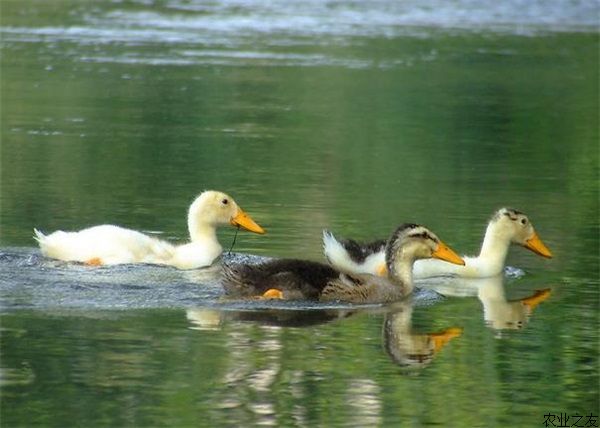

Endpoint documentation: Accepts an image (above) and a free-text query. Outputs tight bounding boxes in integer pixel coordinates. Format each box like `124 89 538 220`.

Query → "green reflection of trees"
1 297 597 427
2 30 597 263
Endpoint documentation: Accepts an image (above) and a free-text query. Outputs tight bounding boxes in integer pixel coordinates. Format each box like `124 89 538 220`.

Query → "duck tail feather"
322 229 343 261
33 228 45 243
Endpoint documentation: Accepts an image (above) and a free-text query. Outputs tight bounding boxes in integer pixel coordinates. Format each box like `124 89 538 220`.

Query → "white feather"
322 230 385 275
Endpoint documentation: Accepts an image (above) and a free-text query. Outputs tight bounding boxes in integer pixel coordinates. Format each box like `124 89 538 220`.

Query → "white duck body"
34 190 265 269
323 208 553 279
412 249 505 279
34 225 176 265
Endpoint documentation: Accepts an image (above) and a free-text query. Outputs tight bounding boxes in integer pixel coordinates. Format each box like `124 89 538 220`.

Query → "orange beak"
230 208 266 234
520 288 552 311
432 241 465 265
430 327 463 353
524 231 552 258
376 263 388 276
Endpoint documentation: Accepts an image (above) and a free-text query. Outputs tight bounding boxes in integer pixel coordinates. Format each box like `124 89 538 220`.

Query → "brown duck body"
222 224 466 304
222 258 405 303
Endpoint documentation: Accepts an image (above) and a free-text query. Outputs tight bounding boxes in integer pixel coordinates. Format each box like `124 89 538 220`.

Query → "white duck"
34 190 265 269
323 208 552 279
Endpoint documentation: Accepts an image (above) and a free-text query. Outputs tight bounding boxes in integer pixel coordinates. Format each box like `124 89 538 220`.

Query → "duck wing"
321 273 404 304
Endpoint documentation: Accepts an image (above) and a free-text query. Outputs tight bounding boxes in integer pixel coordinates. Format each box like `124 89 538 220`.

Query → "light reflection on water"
2 0 597 72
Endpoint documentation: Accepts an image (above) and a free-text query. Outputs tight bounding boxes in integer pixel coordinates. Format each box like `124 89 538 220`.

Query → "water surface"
1 0 598 426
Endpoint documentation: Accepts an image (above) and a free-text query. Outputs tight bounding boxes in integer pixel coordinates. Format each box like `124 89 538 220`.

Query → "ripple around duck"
0 248 443 312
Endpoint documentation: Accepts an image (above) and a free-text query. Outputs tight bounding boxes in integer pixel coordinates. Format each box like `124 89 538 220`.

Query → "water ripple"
1 0 596 70
0 248 443 311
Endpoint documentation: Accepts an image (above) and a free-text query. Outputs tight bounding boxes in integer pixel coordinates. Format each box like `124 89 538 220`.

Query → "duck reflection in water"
186 301 463 371
383 300 462 369
421 275 551 331
186 306 354 330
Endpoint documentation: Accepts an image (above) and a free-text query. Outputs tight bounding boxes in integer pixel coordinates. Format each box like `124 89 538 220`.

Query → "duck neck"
389 256 415 294
188 217 219 247
387 303 414 335
187 197 222 246
478 222 511 267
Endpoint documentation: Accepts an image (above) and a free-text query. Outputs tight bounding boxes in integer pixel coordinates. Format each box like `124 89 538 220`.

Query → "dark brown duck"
222 223 465 304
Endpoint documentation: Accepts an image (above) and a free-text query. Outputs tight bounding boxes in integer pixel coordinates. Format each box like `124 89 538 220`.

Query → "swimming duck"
222 224 465 303
34 190 265 269
323 208 552 279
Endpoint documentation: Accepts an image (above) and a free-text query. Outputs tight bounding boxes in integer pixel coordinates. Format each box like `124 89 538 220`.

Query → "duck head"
189 191 265 234
385 224 465 280
490 208 552 258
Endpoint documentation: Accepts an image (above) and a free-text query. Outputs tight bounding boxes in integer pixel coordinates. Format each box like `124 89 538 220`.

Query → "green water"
1 1 599 426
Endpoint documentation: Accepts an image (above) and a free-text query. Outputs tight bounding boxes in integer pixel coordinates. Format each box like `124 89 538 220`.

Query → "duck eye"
222 199 228 205
521 219 527 225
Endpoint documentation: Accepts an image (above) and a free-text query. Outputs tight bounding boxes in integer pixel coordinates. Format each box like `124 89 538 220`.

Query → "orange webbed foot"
85 257 103 266
261 289 284 300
